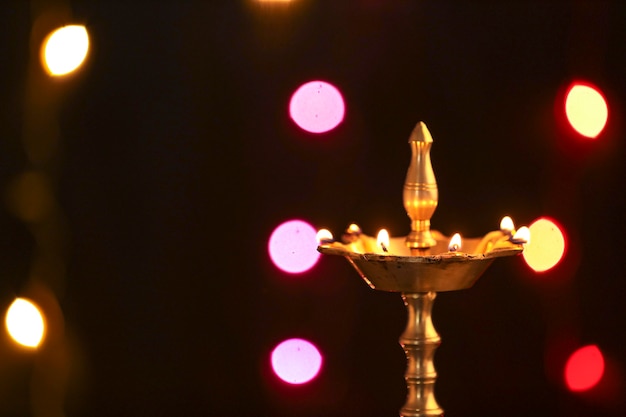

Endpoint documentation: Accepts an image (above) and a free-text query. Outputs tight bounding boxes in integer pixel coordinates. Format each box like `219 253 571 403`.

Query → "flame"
500 216 515 234
512 226 530 244
316 229 333 244
448 233 462 252
346 223 361 234
376 229 390 253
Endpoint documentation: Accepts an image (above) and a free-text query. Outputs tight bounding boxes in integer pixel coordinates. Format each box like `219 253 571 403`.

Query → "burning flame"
448 233 462 252
346 223 361 235
500 216 515 234
376 229 390 253
316 229 333 244
512 226 530 244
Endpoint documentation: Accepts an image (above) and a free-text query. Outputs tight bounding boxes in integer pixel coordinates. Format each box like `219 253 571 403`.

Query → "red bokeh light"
564 345 605 392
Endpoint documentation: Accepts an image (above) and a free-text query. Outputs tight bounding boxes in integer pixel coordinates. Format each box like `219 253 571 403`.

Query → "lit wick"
500 216 515 237
342 223 362 243
448 233 462 252
347 223 361 235
511 226 530 244
316 229 334 245
377 229 390 253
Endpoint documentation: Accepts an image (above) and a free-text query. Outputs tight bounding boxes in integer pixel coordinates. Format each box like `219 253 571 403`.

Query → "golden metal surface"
400 292 442 417
317 121 524 417
318 233 522 293
319 232 522 417
404 122 438 252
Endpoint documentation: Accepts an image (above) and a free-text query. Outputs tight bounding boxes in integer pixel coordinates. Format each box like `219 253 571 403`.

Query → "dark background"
0 1 625 416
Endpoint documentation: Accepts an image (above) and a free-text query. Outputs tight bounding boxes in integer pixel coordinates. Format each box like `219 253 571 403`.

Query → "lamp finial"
403 122 438 253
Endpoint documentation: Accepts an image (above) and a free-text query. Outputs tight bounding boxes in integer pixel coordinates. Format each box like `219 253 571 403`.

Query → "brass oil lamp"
318 122 527 417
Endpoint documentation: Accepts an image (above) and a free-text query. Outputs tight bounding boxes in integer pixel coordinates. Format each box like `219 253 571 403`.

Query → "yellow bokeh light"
5 298 46 348
564 83 608 139
522 218 566 273
42 25 90 76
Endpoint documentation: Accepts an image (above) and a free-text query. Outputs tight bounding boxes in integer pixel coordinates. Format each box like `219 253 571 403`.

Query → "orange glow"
5 298 46 348
565 345 605 392
522 218 566 273
564 83 609 139
42 25 90 76
376 229 390 253
448 233 461 252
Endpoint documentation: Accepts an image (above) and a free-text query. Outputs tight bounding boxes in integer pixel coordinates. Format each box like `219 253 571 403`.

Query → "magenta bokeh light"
268 219 320 274
564 345 605 392
289 80 345 134
271 338 323 385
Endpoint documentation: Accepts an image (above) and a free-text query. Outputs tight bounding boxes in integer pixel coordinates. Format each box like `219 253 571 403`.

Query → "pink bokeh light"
271 338 323 385
289 80 345 134
564 345 605 392
268 219 320 274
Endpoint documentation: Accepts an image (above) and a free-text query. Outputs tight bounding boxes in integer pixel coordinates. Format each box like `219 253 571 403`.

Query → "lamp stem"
399 292 443 417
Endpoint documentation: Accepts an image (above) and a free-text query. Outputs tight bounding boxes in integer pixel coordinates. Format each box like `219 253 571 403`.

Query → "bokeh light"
564 82 609 139
42 25 90 76
289 80 345 133
565 345 605 392
522 217 566 273
5 298 46 348
268 219 320 274
271 338 323 384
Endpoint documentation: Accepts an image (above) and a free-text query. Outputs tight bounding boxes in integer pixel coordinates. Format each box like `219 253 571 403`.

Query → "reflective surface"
318 232 522 293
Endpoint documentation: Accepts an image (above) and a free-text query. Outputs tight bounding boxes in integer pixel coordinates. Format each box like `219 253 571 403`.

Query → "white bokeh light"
5 298 46 348
42 25 90 76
